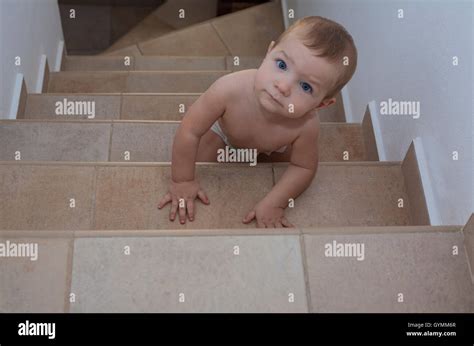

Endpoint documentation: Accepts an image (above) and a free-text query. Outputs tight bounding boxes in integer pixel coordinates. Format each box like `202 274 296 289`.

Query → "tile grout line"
90 166 98 231
210 22 233 56
299 234 313 313
63 236 75 313
107 122 114 162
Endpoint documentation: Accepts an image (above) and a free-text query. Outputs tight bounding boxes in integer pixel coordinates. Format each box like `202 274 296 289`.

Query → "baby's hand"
157 180 209 224
242 199 294 228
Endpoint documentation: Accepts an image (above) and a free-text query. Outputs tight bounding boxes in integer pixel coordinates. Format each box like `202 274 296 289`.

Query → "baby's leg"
195 128 226 162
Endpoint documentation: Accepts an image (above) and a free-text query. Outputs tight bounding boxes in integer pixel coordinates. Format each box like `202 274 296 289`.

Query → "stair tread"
0 162 412 230
2 229 471 312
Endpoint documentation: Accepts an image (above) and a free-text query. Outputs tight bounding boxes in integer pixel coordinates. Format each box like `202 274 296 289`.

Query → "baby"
158 16 357 228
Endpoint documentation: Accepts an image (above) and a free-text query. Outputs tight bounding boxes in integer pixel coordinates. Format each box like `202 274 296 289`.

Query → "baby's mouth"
265 91 283 107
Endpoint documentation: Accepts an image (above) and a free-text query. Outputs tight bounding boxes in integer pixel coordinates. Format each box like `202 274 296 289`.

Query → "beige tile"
70 235 307 312
401 142 430 225
316 92 346 122
274 164 412 227
93 166 160 230
110 122 178 162
0 165 95 230
139 22 230 56
304 232 474 312
160 165 275 229
319 124 366 161
25 94 121 120
121 95 198 120
93 165 274 230
0 235 72 312
48 72 128 93
135 56 226 71
0 122 111 161
102 44 142 57
62 56 135 71
463 214 474 282
226 56 263 71
126 71 227 93
362 105 379 161
212 2 284 55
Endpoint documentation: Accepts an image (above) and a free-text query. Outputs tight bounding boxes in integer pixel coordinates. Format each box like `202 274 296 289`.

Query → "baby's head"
254 16 357 119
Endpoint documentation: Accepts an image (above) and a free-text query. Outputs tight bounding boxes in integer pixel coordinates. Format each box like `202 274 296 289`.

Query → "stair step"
0 121 369 162
47 71 229 93
303 230 473 312
24 93 346 123
2 227 471 312
137 2 283 56
62 55 263 71
0 162 412 230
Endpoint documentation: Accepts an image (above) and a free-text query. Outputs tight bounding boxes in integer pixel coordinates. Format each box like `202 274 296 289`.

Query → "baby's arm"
158 76 230 223
243 119 320 227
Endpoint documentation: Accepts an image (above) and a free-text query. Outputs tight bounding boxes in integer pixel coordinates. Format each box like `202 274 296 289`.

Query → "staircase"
1 1 473 313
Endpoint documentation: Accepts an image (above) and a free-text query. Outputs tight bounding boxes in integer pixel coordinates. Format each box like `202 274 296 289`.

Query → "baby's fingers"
178 198 186 224
170 198 179 221
281 217 294 228
157 193 172 209
197 190 210 204
187 198 195 221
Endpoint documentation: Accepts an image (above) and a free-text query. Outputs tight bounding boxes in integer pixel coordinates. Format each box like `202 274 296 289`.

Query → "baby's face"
254 31 339 119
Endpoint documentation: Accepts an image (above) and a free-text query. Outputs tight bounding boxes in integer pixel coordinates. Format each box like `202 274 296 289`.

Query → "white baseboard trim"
8 73 24 120
55 40 65 72
367 100 387 161
36 54 48 93
280 0 289 29
412 137 442 225
340 85 353 122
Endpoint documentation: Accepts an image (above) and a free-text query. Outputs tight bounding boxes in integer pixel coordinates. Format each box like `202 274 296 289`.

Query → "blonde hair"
274 16 358 99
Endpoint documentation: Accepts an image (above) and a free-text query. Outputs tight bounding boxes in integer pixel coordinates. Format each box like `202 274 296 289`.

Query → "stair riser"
24 94 346 123
47 71 228 93
62 56 263 71
0 122 368 162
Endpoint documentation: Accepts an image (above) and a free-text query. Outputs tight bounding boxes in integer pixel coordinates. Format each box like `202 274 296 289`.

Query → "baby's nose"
275 81 290 96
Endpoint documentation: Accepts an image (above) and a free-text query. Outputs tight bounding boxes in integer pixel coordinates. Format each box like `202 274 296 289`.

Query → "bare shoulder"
297 111 321 141
215 69 256 99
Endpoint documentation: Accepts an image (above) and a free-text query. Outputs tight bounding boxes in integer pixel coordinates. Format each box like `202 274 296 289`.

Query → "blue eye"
300 82 313 93
276 59 287 70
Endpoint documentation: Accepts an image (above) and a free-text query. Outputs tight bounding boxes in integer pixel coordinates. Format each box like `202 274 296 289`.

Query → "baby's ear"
316 97 336 110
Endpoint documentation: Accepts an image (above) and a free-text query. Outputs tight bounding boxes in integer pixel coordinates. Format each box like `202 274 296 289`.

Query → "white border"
8 73 24 119
36 54 47 93
340 85 353 122
412 136 442 225
280 0 289 29
367 100 386 161
55 40 64 72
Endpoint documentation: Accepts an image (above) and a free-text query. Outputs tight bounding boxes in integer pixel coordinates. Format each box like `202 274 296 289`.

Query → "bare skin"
158 29 341 227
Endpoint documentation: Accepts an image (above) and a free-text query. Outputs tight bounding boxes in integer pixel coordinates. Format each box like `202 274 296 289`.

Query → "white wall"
0 0 64 119
284 0 473 225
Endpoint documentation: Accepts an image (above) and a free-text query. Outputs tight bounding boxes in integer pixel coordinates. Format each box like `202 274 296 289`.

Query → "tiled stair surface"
104 1 284 57
0 162 413 230
3 1 473 314
1 227 473 313
0 120 368 162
